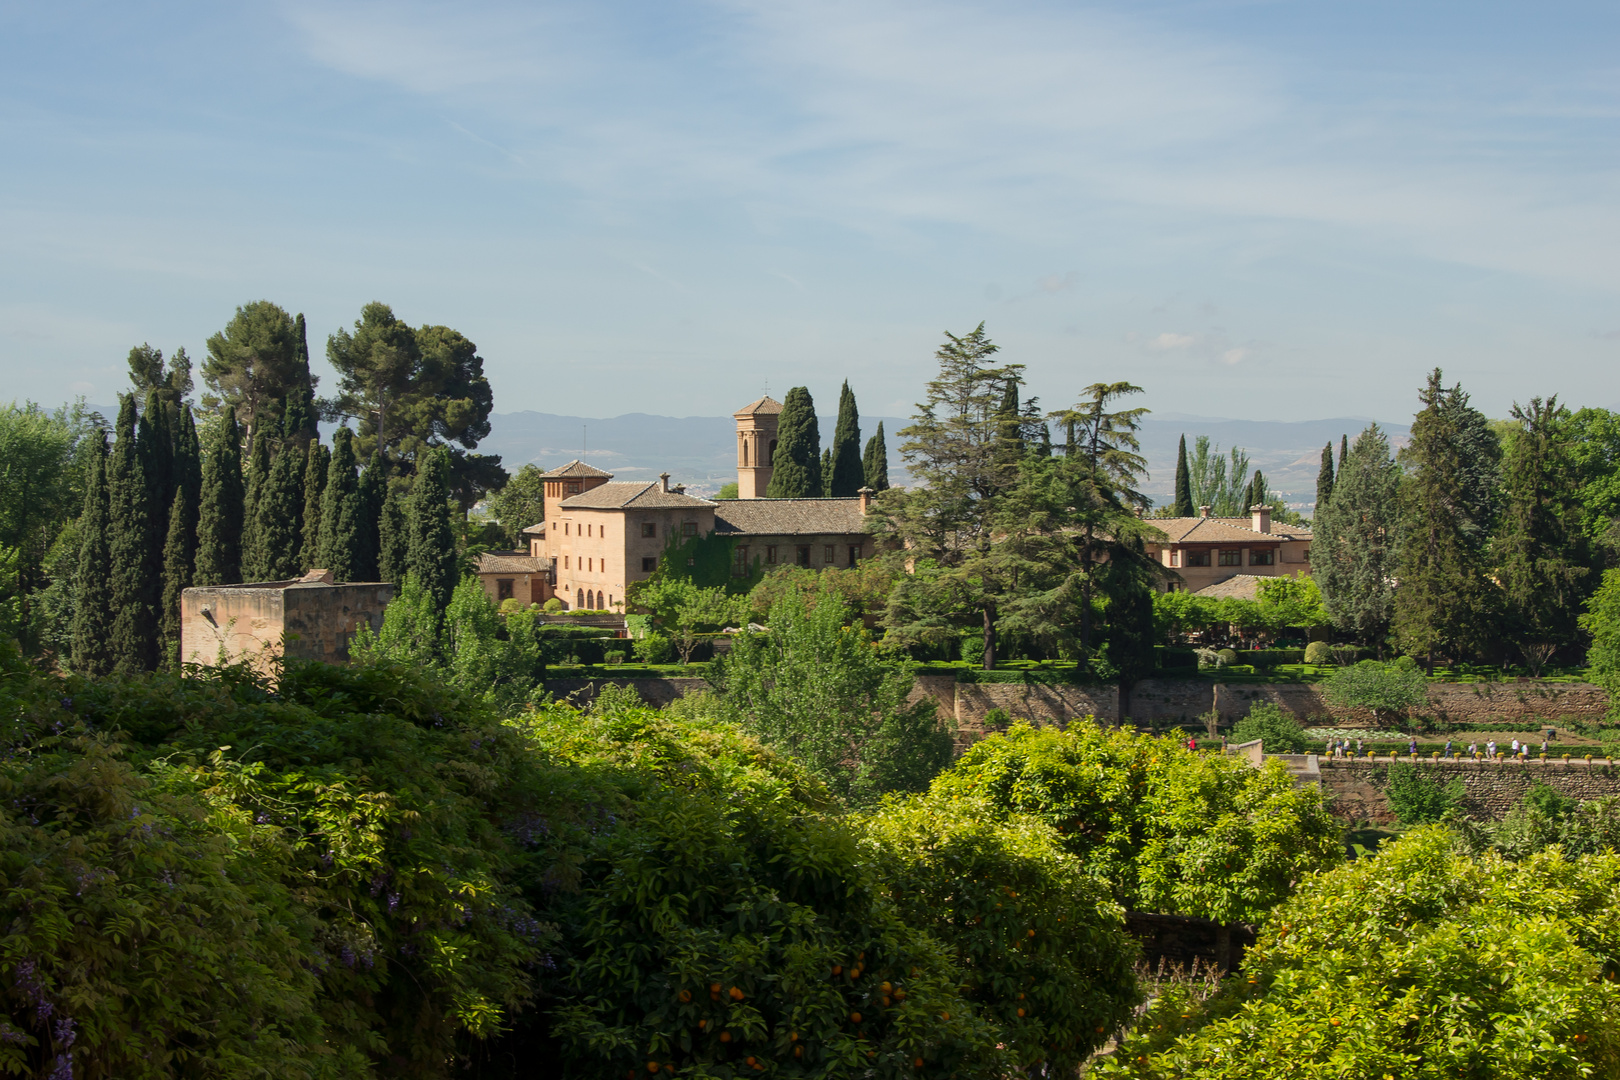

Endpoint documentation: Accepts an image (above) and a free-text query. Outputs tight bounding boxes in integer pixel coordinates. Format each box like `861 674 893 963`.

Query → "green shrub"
1096 827 1620 1080
1228 703 1308 753
858 794 1141 1073
1216 648 1238 666
1323 659 1428 725
542 597 563 613
929 723 1342 924
1383 763 1465 824
1303 640 1333 665
633 631 675 664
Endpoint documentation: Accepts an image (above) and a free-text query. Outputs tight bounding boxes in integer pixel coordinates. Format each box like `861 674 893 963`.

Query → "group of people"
1459 737 1550 760
1326 737 1364 758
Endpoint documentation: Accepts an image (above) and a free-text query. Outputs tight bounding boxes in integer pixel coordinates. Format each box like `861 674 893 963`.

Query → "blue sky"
2 1 1617 423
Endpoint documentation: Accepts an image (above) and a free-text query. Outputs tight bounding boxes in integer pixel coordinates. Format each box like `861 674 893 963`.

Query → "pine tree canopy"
71 431 114 678
863 422 890 492
202 301 311 449
406 446 457 611
766 387 822 498
1495 395 1589 652
828 381 865 497
194 407 244 586
1172 435 1194 517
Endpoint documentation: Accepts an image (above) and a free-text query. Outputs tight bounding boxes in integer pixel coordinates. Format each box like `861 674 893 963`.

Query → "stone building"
474 551 555 607
527 397 878 609
180 570 394 672
1143 505 1313 593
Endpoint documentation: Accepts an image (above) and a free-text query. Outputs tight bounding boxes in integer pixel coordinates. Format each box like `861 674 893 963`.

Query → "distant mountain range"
481 410 1411 511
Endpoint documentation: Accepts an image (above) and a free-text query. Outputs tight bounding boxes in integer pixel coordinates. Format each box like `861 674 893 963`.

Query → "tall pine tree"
1172 435 1194 516
240 422 273 581
1393 369 1500 663
862 422 890 492
108 395 156 673
1314 424 1400 647
1316 442 1335 510
194 407 245 586
300 439 329 572
828 380 865 497
766 387 821 498
406 446 457 611
71 431 114 677
318 428 360 580
159 484 194 669
1495 396 1588 660
378 486 408 586
351 453 385 582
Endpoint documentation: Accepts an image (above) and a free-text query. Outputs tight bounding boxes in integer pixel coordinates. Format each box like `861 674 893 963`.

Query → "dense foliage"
1098 827 1620 1080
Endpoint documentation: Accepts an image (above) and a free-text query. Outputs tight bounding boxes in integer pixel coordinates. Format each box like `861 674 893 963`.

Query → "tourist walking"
1444 740 1453 759
1511 738 1520 757
1487 739 1498 760
1356 738 1364 757
1467 741 1478 758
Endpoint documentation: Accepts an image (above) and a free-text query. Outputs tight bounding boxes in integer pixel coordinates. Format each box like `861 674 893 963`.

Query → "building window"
1169 551 1181 567
823 545 835 564
1303 547 1311 562
1185 550 1211 567
642 522 657 538
796 546 811 567
567 482 581 494
1218 549 1242 567
576 589 584 608
586 524 592 537
564 556 570 569
496 578 513 601
742 442 748 466
733 546 750 575
587 558 593 571
682 521 698 537
642 557 657 572
848 544 860 565
766 546 777 564
1250 549 1275 566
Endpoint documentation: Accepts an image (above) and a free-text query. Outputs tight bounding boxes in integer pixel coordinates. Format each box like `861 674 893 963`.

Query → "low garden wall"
1317 758 1620 825
544 677 709 708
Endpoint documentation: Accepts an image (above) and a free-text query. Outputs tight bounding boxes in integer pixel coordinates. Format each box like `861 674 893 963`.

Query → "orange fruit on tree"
832 965 842 976
850 1012 863 1024
678 990 691 1003
745 1057 756 1066
698 1020 707 1030
646 1064 659 1074
729 987 744 1001
880 981 893 994
720 1032 732 1043
1017 1008 1026 1017
710 982 722 993
914 1058 924 1068
881 996 892 1007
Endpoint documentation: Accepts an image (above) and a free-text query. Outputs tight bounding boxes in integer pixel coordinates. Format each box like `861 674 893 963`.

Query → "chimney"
857 486 875 513
1251 503 1270 534
673 483 686 495
659 472 671 493
1198 504 1211 519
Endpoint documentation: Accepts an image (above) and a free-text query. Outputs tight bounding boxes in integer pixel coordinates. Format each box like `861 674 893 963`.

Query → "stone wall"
544 677 710 708
181 580 394 671
1317 758 1620 824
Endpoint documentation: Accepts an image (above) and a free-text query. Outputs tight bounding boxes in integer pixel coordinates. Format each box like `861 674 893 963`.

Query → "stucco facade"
1145 506 1312 593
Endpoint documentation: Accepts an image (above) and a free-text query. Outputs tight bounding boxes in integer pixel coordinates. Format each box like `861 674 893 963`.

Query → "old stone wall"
180 581 393 671
1318 758 1620 824
544 677 710 708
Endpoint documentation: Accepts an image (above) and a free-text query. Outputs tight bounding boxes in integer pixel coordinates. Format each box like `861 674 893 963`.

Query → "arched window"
768 438 778 460
576 589 584 609
742 441 749 466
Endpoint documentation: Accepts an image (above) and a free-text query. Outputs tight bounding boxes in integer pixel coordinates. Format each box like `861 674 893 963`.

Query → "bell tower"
734 395 783 499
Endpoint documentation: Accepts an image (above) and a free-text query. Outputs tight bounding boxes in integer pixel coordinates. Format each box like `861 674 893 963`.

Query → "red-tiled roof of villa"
713 498 868 536
1194 574 1273 600
734 396 783 416
1150 517 1313 543
559 481 715 510
541 460 614 479
476 551 554 574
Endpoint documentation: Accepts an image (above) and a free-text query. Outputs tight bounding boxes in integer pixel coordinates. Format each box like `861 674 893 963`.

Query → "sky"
2 1 1617 424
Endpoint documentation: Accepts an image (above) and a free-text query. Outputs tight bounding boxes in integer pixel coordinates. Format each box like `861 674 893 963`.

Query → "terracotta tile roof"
733 395 783 416
713 498 869 537
519 522 545 538
1149 516 1313 544
540 460 614 479
559 481 715 509
1193 574 1272 600
476 552 554 574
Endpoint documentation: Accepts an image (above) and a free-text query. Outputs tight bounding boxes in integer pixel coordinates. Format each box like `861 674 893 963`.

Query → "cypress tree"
108 395 156 673
862 422 890 492
195 407 245 586
1338 434 1348 473
820 449 833 496
71 431 114 677
351 453 385 582
407 446 457 611
1172 435 1194 517
766 386 821 498
378 486 408 586
300 439 329 572
1316 443 1336 510
174 404 202 538
1241 474 1254 512
159 484 194 669
318 428 359 581
1250 470 1268 510
257 441 305 580
1314 424 1400 646
991 377 1025 488
1495 396 1588 656
828 380 865 497
240 424 273 581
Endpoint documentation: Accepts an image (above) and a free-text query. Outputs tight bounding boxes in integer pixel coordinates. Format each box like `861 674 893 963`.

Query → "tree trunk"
982 605 996 670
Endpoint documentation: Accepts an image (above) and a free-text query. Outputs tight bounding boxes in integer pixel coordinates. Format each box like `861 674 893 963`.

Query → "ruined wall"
180 582 393 671
1318 758 1620 825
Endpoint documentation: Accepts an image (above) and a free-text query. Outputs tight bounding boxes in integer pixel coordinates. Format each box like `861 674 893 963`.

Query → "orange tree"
511 689 1008 1078
857 794 1140 1076
1096 827 1620 1080
927 721 1341 924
